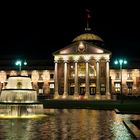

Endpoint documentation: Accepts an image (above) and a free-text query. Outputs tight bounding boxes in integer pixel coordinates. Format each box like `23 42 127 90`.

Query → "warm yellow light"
79 42 85 49
0 114 47 119
96 49 103 53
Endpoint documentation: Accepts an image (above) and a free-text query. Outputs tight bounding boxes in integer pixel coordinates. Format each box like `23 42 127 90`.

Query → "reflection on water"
0 109 137 140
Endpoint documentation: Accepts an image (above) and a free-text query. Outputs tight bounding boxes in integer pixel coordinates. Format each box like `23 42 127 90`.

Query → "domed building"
0 29 140 99
72 32 104 42
53 31 112 99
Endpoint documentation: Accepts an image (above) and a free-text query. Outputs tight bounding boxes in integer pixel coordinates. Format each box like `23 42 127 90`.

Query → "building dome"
72 33 104 42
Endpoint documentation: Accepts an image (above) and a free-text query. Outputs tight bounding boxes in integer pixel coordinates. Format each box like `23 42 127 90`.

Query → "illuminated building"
0 33 140 99
0 60 54 97
110 68 140 96
53 31 111 99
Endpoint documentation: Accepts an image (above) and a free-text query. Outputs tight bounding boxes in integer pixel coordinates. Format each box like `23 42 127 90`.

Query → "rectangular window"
127 72 132 80
116 73 120 79
115 83 120 88
50 74 54 79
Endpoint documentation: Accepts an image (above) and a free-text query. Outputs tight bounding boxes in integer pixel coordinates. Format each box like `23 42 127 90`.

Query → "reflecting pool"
0 109 138 140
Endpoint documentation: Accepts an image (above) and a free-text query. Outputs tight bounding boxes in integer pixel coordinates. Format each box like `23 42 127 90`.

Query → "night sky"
0 0 140 64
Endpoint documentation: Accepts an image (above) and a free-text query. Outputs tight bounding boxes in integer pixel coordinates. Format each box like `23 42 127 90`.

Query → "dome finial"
85 9 91 31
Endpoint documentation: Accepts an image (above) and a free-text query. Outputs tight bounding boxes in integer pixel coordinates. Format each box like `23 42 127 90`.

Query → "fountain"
0 76 45 118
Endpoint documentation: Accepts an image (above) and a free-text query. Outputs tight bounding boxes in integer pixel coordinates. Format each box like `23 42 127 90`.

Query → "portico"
53 33 111 99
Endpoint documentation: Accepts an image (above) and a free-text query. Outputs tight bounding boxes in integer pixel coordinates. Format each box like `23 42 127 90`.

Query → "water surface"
0 109 138 140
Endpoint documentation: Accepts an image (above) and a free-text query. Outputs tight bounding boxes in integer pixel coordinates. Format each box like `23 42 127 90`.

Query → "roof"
72 33 104 42
53 41 111 55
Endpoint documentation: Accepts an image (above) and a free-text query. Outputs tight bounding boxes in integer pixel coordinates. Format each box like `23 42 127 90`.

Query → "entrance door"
69 87 74 95
80 87 85 95
128 88 132 95
114 83 121 94
127 82 133 95
90 87 96 95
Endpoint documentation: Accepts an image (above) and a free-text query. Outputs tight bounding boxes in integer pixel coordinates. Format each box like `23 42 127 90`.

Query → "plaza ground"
39 95 140 113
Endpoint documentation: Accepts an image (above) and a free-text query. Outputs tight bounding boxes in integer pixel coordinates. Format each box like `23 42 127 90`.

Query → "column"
63 60 68 99
74 60 79 99
96 58 100 94
106 59 110 95
85 60 89 98
54 60 59 99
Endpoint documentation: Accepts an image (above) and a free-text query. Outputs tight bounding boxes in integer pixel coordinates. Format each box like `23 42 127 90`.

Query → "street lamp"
114 58 127 102
15 60 27 71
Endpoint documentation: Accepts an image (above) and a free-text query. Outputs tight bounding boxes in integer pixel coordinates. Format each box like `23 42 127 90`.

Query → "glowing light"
96 48 103 53
60 50 69 54
124 60 127 64
15 60 27 71
114 60 118 65
119 59 123 65
79 42 85 49
114 59 127 65
15 60 21 66
0 114 47 119
24 61 27 65
71 65 74 69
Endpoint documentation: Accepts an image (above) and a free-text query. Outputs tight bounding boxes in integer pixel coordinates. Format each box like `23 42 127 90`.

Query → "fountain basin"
0 76 45 118
0 89 37 102
0 102 45 118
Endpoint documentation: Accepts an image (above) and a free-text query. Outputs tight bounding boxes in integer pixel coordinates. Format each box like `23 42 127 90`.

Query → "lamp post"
114 58 127 102
15 60 27 71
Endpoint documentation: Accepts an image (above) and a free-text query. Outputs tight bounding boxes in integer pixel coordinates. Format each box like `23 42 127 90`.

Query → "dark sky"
0 0 140 62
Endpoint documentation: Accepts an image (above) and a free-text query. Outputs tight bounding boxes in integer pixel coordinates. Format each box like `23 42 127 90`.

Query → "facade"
0 32 140 99
110 68 140 95
0 69 54 97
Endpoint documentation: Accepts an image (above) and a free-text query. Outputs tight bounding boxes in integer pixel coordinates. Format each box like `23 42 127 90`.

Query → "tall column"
54 60 59 99
85 60 89 99
106 59 110 95
96 58 100 94
63 60 68 99
74 60 79 99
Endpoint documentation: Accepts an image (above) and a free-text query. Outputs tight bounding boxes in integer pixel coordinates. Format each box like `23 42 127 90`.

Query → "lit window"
116 73 120 79
115 83 120 87
115 88 120 92
127 72 132 80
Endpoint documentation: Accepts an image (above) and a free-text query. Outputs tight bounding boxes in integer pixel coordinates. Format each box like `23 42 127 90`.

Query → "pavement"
123 120 140 139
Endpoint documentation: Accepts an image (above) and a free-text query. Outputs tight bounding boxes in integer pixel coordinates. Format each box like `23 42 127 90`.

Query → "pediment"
53 41 111 56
